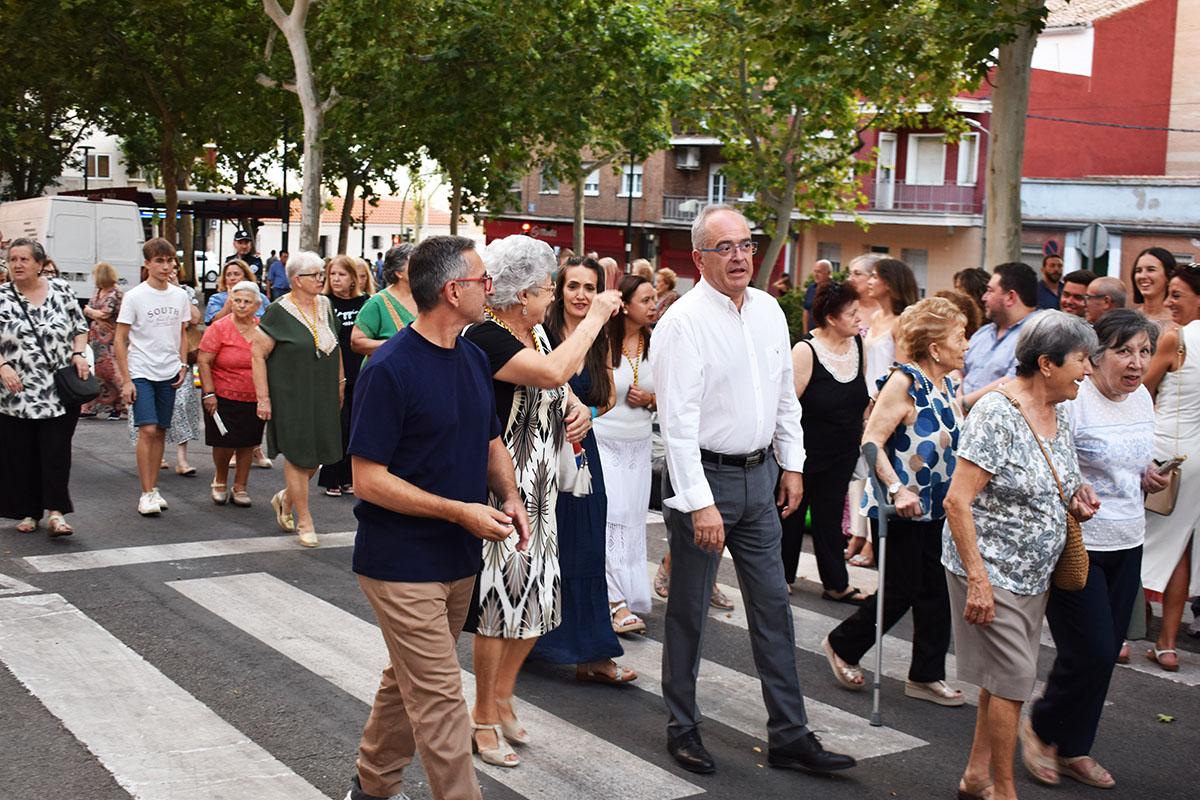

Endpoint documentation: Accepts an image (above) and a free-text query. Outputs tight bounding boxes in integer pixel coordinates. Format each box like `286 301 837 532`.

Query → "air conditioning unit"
675 146 701 170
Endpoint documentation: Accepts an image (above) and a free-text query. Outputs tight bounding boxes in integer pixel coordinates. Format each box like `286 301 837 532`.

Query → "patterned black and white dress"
464 319 564 639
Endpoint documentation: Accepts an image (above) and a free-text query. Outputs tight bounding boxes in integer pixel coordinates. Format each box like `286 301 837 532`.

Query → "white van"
0 196 144 300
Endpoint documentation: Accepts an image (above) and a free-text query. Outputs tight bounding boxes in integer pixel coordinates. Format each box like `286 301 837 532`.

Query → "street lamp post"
79 145 94 195
280 119 290 254
964 118 990 270
360 182 367 259
624 151 635 272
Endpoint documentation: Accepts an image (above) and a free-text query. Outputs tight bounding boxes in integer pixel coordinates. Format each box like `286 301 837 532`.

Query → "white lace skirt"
596 435 652 615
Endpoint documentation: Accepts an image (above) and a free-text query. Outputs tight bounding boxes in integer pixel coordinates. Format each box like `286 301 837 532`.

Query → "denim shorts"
131 378 177 429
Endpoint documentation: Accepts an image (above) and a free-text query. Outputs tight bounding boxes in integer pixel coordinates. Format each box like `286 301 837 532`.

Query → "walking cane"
861 441 896 728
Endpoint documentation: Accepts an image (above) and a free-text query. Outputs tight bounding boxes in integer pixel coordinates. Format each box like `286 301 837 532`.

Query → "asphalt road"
1 418 1197 799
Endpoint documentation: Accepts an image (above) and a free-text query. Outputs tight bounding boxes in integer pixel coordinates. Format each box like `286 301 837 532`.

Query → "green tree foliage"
0 0 95 199
688 0 1050 287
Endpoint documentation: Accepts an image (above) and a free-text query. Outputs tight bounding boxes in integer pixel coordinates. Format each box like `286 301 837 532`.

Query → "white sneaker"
151 487 168 511
138 492 161 516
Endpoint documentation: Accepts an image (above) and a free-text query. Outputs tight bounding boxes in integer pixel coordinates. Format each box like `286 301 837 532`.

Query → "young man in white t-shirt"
114 238 190 516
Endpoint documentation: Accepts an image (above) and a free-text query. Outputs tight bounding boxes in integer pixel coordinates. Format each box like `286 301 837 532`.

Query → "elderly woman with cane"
943 311 1100 800
822 297 968 707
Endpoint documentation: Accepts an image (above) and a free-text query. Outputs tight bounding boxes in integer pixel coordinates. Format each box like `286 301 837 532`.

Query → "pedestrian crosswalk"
0 591 328 800
2 530 1197 800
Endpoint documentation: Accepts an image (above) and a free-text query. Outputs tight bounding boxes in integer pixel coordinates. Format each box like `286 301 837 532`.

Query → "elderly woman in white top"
942 311 1099 800
1023 310 1168 790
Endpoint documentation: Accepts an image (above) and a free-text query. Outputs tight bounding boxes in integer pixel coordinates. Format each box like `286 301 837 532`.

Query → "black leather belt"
700 448 768 469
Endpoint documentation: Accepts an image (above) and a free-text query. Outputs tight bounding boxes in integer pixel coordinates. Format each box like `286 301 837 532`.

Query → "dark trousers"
662 456 810 749
318 382 355 489
827 518 951 681
781 455 856 590
1031 546 1142 758
0 410 80 519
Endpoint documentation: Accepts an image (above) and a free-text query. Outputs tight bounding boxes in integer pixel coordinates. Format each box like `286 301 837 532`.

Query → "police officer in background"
225 230 263 277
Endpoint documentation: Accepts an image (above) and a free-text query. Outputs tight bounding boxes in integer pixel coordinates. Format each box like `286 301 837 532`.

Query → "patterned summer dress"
466 320 564 639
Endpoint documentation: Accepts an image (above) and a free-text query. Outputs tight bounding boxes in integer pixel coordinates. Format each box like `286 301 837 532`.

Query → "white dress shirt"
655 278 805 513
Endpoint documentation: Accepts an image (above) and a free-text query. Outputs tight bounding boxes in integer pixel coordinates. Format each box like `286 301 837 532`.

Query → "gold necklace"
621 333 644 386
485 308 542 354
291 294 321 352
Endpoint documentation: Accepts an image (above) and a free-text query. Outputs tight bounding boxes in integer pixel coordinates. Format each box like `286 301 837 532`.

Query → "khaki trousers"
356 574 481 800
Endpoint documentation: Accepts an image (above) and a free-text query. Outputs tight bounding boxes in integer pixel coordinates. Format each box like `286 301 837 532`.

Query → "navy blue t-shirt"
348 325 501 582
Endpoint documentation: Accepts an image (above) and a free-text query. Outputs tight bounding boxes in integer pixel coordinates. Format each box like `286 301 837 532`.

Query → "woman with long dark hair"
530 257 637 684
594 273 659 632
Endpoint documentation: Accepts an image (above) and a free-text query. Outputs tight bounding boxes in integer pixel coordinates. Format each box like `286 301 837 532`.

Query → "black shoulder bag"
9 283 99 406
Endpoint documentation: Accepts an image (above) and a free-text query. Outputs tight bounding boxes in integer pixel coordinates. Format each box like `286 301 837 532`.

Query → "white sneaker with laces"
151 487 168 510
138 492 161 516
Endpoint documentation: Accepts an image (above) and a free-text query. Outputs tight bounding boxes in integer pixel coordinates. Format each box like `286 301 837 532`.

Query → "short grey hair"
381 243 414 286
1088 277 1127 309
691 203 741 251
408 235 475 312
285 250 324 282
483 235 555 310
1091 308 1158 363
229 280 261 303
8 237 46 264
1014 310 1099 378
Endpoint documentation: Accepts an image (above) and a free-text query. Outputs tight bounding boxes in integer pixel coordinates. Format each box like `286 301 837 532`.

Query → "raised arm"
493 291 620 389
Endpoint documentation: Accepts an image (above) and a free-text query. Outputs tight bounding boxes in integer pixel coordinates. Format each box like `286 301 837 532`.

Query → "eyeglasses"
699 242 758 257
456 274 494 291
296 271 325 280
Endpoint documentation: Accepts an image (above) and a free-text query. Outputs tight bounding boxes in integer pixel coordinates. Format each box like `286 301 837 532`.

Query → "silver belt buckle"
745 450 764 468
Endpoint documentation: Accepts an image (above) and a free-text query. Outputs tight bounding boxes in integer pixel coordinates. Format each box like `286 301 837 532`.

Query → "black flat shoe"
667 730 715 774
822 587 868 606
768 732 856 773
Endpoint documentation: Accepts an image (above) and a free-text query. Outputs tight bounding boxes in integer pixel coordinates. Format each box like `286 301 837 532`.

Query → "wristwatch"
886 480 903 499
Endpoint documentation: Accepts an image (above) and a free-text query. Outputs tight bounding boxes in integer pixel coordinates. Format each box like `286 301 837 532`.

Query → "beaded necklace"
290 294 321 354
621 332 644 386
485 308 542 354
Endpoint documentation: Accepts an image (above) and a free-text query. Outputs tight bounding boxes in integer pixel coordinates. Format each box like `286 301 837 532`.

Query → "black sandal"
822 587 868 606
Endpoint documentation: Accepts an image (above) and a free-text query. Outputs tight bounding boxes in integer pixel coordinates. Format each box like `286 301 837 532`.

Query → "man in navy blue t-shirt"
344 235 528 800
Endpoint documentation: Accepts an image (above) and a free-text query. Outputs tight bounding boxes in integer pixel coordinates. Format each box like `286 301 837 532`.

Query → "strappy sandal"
710 586 735 610
16 517 38 533
653 557 670 598
576 660 638 685
1019 717 1060 786
1057 755 1115 788
495 697 530 744
610 601 646 634
270 490 294 532
472 722 519 767
211 482 228 505
821 635 864 691
905 679 965 706
1147 646 1180 672
957 778 995 799
230 490 252 507
46 513 73 537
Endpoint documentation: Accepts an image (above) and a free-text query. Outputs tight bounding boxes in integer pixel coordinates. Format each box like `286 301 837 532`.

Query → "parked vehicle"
0 196 144 299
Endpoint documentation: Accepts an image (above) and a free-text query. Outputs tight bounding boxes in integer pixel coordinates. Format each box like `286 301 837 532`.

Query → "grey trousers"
662 456 810 748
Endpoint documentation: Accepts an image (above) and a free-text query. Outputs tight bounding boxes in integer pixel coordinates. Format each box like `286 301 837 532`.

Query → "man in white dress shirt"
654 204 856 775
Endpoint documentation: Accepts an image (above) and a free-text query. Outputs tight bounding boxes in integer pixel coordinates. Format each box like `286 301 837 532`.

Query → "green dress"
355 290 416 340
258 297 343 469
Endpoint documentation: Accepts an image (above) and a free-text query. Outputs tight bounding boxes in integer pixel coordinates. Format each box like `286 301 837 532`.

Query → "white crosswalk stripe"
0 592 328 800
170 572 703 800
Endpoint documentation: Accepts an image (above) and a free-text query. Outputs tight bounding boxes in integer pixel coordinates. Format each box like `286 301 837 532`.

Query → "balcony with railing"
663 195 753 222
866 180 981 214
